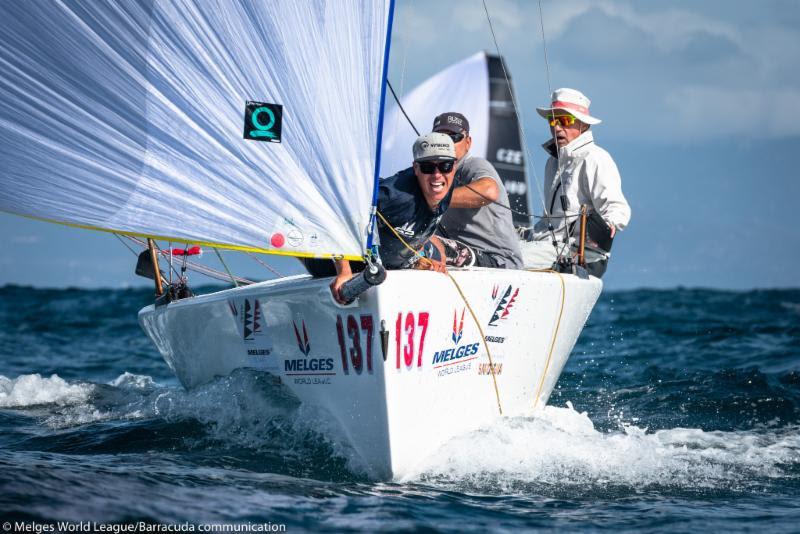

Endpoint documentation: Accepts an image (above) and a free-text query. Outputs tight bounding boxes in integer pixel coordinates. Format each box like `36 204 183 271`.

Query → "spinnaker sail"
380 51 530 226
0 0 393 260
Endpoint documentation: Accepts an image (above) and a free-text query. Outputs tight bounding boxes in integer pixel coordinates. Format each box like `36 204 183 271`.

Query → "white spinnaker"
380 52 489 177
0 0 391 259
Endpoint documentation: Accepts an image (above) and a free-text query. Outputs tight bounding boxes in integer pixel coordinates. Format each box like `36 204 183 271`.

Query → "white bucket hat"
536 88 601 125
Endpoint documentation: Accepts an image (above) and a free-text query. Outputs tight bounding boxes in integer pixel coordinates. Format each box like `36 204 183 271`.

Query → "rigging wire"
113 233 139 256
385 1 575 230
119 235 255 285
386 80 419 136
246 252 283 278
480 0 550 221
386 77 573 222
536 0 571 254
214 248 239 287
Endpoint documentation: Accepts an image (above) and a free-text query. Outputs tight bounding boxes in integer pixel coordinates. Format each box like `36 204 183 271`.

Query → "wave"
0 370 361 480
3 371 799 490
405 402 800 492
0 373 94 408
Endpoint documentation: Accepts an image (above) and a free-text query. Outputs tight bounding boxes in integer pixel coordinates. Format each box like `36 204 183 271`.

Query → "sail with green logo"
0 0 393 260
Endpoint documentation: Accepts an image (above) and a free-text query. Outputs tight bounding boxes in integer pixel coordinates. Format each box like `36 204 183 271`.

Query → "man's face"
549 111 585 147
414 159 456 209
436 129 472 161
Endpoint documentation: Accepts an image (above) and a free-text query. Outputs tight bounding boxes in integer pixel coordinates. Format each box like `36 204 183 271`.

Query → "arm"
449 177 499 208
586 152 631 232
330 259 353 304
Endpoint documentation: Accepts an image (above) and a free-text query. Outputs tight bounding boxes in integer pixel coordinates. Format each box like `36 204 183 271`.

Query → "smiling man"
522 88 631 276
330 133 456 304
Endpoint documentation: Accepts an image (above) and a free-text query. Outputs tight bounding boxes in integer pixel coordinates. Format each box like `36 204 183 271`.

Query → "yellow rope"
528 268 566 409
375 211 431 264
445 271 503 415
376 210 504 415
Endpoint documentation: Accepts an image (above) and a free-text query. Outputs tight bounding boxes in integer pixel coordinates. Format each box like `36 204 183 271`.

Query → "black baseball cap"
432 112 470 135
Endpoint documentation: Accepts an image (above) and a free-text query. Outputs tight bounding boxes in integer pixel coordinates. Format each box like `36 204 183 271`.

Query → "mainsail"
0 0 393 260
380 52 530 227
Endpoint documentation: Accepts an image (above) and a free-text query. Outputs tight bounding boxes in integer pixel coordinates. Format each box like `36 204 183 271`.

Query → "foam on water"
4 369 799 489
0 373 94 408
406 401 800 491
1 370 363 476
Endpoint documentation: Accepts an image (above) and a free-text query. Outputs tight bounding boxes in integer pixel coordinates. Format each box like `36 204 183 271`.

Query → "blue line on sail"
365 0 396 253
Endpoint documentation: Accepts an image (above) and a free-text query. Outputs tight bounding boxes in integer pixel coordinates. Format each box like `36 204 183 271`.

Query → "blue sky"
1 0 799 289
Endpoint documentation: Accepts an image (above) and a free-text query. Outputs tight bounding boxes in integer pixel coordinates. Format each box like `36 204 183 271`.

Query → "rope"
376 210 504 415
376 210 432 268
445 271 503 415
527 268 566 409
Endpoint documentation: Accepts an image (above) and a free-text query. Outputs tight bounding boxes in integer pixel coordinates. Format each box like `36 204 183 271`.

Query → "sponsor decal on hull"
285 317 335 382
432 308 480 376
489 285 519 327
228 297 276 369
478 362 503 376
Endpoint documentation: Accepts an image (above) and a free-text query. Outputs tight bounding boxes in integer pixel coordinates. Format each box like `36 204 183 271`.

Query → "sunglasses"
417 160 454 174
446 132 466 143
547 114 577 127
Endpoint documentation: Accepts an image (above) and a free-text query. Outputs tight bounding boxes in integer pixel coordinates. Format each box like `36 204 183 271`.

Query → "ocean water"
0 285 798 531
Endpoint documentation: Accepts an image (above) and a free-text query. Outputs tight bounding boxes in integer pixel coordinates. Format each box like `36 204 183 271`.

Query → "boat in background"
0 0 602 479
381 51 531 227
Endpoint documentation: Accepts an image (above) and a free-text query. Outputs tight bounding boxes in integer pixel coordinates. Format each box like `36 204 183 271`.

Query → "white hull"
138 269 602 479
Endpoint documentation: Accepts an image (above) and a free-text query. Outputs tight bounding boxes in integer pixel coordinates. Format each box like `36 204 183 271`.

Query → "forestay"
0 0 392 260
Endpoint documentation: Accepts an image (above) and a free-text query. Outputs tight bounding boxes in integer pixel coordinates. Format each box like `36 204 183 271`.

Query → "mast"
485 54 531 228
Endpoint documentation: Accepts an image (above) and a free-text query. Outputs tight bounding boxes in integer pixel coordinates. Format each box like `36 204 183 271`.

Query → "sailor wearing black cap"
432 112 523 269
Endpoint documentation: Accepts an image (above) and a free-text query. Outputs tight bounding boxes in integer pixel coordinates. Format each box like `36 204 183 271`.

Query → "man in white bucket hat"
520 88 631 277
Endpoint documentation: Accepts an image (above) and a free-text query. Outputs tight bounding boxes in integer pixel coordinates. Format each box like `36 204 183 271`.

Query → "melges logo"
285 318 334 373
489 285 519 326
293 320 310 356
228 298 272 358
432 308 480 367
452 308 465 344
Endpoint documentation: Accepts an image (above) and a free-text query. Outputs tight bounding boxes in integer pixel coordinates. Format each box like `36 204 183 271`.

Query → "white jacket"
533 130 631 240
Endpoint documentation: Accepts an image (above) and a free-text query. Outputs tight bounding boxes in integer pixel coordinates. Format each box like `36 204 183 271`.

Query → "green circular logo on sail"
243 101 283 143
250 106 276 138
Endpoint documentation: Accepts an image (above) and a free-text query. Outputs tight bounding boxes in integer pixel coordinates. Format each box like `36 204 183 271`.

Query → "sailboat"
0 1 601 479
